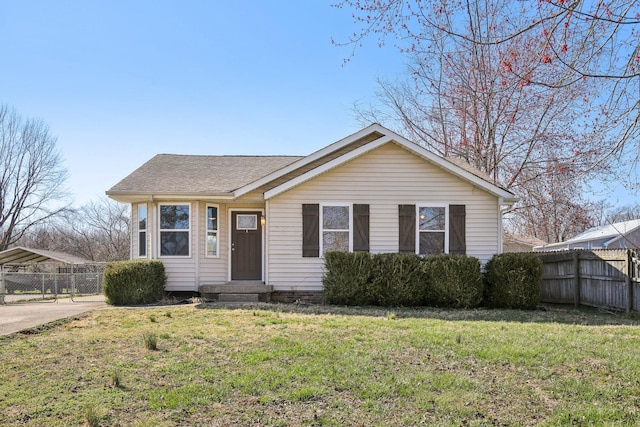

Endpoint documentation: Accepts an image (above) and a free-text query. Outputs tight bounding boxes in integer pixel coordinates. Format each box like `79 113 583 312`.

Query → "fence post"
573 250 580 308
0 266 4 304
627 250 633 313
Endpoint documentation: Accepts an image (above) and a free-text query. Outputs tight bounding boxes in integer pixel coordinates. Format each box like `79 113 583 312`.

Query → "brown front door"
231 211 262 280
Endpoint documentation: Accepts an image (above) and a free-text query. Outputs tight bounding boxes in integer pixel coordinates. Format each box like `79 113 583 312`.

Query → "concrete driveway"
0 296 107 336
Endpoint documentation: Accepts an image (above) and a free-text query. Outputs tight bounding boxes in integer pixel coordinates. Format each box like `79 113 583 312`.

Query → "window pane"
160 205 189 230
138 205 147 230
207 233 217 257
420 232 445 255
161 231 189 256
323 206 349 230
207 206 218 231
323 231 349 253
237 214 257 230
419 207 445 231
139 231 146 257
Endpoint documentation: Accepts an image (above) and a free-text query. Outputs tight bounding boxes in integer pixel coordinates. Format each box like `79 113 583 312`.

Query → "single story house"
106 124 518 301
534 219 640 251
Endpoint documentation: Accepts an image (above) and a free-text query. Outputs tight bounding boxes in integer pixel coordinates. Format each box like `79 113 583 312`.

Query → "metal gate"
0 262 106 303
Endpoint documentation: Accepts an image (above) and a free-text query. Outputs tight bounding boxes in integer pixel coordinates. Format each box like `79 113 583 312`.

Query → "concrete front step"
200 282 272 303
200 283 273 294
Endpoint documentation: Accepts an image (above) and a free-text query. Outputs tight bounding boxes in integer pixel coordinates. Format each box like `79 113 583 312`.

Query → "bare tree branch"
335 0 640 171
0 105 71 250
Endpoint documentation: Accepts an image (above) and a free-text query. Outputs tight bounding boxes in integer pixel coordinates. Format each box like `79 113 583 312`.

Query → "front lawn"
1 304 639 426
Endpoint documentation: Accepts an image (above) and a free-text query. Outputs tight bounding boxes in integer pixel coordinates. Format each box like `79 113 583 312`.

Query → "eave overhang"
105 191 237 204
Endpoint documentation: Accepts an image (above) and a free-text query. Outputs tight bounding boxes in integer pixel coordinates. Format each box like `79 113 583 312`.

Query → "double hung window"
159 204 190 256
418 206 447 255
400 204 465 255
206 206 218 257
321 204 351 254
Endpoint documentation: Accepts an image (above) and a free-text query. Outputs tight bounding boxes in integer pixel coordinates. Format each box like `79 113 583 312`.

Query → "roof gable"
260 124 517 202
234 125 385 198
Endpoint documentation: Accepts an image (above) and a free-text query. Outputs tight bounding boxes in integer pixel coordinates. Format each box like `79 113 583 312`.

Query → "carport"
0 246 105 303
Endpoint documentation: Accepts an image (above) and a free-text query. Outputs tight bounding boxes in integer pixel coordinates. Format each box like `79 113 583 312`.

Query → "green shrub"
370 253 425 306
323 252 486 308
422 254 483 308
484 253 543 309
103 260 166 305
323 251 374 305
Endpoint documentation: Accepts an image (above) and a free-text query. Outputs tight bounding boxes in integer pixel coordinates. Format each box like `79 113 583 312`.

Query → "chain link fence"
0 262 106 303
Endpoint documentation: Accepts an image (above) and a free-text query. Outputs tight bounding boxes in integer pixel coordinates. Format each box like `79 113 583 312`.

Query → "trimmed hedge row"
103 260 167 305
323 252 542 309
323 252 483 308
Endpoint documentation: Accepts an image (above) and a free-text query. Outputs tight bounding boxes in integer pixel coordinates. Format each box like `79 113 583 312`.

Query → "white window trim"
158 202 192 258
320 203 353 254
137 204 147 258
416 204 449 255
205 204 220 258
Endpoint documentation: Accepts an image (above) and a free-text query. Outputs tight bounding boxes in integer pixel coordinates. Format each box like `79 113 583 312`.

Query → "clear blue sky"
0 1 633 209
0 1 404 205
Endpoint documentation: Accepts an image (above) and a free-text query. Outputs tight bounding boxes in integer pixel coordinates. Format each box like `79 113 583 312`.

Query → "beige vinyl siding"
266 142 501 291
237 190 268 204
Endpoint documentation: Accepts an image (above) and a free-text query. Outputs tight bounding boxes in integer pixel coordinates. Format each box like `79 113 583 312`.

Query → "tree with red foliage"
334 0 638 241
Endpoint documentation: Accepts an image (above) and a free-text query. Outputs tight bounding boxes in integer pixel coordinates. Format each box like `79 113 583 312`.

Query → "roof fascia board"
234 124 389 198
106 192 236 204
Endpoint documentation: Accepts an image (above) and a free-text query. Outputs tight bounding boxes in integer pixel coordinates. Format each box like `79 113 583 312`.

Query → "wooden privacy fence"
537 249 640 312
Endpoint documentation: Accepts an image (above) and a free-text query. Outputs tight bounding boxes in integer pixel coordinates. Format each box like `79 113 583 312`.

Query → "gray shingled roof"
107 154 303 195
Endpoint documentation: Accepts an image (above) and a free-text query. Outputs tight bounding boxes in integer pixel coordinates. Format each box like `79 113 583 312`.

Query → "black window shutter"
449 204 466 255
302 204 320 257
399 204 416 253
353 204 370 252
